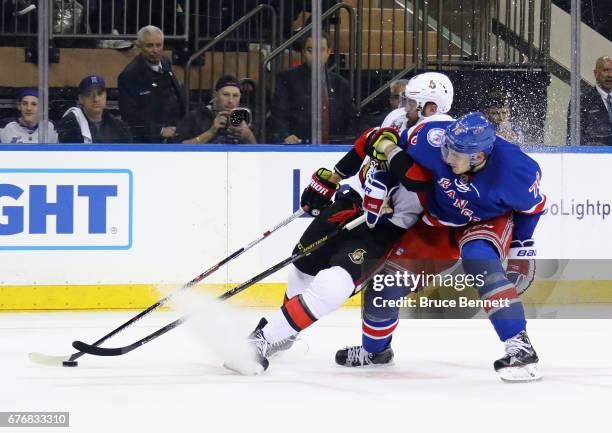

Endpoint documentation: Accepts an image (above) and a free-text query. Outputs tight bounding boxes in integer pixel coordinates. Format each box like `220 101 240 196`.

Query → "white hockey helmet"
400 72 454 116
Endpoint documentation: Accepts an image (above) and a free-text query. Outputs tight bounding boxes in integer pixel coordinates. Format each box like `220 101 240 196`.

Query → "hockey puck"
62 360 78 367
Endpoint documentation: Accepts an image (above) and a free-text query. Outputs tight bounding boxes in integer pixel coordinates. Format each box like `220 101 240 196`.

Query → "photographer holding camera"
177 75 257 144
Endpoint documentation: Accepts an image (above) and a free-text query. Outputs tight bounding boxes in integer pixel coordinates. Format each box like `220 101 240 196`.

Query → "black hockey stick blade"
72 317 186 356
72 341 124 356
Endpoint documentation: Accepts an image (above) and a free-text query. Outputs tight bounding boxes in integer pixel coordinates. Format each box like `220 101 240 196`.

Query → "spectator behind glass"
484 92 525 146
0 89 58 143
177 75 257 144
92 0 133 50
388 79 410 111
56 75 132 143
567 56 612 146
269 32 358 144
118 25 185 143
368 78 410 127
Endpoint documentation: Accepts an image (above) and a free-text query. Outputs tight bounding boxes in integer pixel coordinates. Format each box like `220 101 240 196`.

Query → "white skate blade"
337 360 395 368
267 337 309 359
497 363 542 383
365 360 395 368
28 352 71 366
223 358 266 376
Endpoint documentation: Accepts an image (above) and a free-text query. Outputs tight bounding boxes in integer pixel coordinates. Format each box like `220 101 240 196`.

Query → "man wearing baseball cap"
56 74 132 143
176 74 257 144
0 88 58 143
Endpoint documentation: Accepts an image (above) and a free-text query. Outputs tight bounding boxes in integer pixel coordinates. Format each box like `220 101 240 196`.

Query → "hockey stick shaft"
73 213 366 357
63 208 304 363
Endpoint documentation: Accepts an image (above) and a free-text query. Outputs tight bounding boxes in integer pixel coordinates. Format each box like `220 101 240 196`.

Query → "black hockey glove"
301 168 339 216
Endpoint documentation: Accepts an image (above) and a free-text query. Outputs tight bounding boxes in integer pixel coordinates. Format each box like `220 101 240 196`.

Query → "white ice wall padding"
0 149 611 286
224 152 340 283
0 151 229 285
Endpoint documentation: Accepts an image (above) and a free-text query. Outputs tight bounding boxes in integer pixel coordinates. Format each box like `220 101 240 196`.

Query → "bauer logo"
0 169 132 250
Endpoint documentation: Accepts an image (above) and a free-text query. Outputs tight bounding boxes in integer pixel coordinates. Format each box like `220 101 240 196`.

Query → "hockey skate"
494 331 541 382
335 345 394 367
223 318 269 375
265 334 298 358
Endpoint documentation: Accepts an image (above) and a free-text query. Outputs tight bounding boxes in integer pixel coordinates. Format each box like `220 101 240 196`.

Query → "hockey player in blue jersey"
335 112 546 382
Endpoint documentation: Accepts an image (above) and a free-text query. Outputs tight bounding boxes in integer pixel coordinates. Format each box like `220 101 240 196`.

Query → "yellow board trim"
1 280 611 311
0 283 361 311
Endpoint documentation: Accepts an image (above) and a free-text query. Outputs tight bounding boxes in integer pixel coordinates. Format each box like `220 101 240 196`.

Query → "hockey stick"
72 213 366 357
28 208 305 366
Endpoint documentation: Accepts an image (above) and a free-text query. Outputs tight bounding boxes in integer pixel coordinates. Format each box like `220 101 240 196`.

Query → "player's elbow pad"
334 148 365 179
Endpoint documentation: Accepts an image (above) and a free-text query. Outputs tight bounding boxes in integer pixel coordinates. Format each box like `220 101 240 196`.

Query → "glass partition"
2 1 610 147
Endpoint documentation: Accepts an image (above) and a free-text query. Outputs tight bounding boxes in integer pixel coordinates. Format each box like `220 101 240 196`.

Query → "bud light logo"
0 169 132 250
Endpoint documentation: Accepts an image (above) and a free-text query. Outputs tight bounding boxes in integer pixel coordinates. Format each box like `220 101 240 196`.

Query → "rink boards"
0 144 610 310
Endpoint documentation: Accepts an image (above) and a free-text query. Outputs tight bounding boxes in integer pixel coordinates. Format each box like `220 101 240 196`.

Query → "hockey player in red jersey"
238 73 455 375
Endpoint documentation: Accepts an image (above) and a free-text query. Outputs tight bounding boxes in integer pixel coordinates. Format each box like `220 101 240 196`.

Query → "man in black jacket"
177 75 257 144
118 25 185 143
269 32 358 144
567 55 612 146
56 75 132 144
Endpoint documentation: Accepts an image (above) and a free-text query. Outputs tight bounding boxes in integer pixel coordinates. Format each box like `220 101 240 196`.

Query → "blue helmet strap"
468 152 488 171
469 152 480 167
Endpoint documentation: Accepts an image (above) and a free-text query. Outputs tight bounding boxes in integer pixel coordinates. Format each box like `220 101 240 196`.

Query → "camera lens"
228 108 251 128
229 111 243 127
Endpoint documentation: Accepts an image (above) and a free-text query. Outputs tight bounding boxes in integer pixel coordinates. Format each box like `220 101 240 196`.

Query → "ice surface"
2 309 611 433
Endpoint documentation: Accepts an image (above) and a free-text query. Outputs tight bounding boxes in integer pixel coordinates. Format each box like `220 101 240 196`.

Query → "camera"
228 107 252 127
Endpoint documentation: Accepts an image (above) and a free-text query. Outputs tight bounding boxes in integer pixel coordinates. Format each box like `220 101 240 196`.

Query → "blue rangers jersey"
395 121 546 241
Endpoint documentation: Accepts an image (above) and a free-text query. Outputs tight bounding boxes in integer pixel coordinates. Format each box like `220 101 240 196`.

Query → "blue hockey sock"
361 269 411 353
362 316 398 353
462 239 526 341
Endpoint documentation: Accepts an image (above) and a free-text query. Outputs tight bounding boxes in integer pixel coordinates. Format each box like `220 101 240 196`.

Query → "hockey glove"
301 168 339 216
363 171 399 228
353 127 400 162
506 239 536 295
